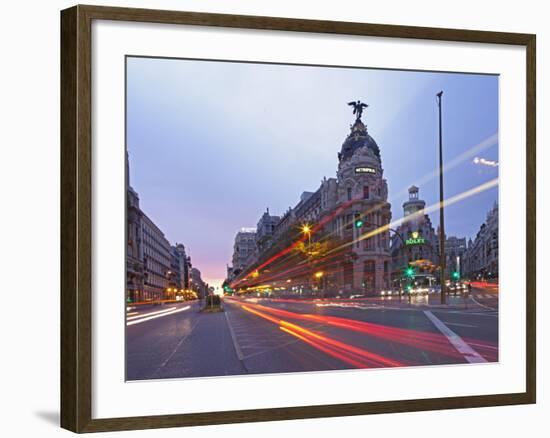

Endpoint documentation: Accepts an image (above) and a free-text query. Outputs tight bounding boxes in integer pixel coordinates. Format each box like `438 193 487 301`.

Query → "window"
364 238 373 250
365 260 375 272
363 185 369 199
347 187 352 201
345 214 353 230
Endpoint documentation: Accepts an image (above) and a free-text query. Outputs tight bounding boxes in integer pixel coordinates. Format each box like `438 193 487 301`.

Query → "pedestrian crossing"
474 293 497 299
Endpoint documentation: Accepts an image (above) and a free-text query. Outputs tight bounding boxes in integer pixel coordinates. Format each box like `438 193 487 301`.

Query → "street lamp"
301 224 312 247
436 90 447 305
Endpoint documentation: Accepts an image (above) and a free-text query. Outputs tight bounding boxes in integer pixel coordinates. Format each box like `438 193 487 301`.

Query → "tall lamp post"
301 224 312 248
437 91 447 305
301 224 313 293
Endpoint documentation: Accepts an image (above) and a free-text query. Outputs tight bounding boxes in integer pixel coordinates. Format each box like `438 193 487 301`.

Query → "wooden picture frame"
60 4 536 433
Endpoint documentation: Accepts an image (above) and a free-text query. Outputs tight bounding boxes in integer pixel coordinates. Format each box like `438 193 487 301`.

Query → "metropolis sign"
355 166 376 174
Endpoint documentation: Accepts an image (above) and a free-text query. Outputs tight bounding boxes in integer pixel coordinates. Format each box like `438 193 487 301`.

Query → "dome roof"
338 118 380 162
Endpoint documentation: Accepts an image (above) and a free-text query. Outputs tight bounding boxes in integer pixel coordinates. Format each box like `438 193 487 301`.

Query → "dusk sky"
126 57 498 288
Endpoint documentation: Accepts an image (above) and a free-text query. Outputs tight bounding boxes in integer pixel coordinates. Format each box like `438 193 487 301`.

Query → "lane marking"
151 318 201 376
224 308 244 361
423 310 487 363
127 312 139 316
126 306 190 326
470 295 497 311
126 307 177 321
440 321 478 328
467 342 498 351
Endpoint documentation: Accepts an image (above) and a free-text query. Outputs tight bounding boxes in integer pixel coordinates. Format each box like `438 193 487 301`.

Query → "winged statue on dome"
347 100 368 120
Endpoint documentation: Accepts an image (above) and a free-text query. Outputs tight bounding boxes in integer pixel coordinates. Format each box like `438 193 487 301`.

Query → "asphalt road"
126 290 498 380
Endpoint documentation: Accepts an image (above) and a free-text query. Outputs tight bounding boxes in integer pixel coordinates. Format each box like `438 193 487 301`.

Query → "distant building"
464 202 499 279
231 228 257 271
126 150 202 302
141 213 172 301
190 267 207 298
445 236 467 277
126 152 144 302
169 243 190 294
272 207 293 240
226 265 235 282
256 208 280 252
293 190 322 224
390 186 439 285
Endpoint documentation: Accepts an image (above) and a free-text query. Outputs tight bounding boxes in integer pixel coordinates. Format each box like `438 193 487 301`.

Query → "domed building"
318 108 392 294
338 118 381 162
229 102 393 296
390 185 439 286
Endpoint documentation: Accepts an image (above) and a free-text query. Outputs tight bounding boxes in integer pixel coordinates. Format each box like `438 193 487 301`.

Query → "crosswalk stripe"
424 310 487 363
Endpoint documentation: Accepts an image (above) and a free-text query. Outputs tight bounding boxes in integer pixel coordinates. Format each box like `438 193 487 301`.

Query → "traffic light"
452 271 460 280
354 213 363 228
405 266 415 278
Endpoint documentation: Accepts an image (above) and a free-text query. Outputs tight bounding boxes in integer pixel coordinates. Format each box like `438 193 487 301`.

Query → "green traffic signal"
355 219 364 228
452 271 460 280
405 266 414 278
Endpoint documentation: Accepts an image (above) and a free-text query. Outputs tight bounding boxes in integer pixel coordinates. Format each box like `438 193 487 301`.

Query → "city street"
126 287 498 380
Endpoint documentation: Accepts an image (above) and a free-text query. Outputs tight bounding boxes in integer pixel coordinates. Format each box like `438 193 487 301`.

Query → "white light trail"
126 307 177 321
126 306 191 326
473 156 499 167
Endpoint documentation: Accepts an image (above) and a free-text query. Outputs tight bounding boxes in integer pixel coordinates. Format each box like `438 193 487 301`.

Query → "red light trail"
240 302 497 363
241 304 404 368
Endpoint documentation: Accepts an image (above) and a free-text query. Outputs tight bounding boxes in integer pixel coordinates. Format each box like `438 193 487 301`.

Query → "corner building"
390 186 439 284
319 116 392 294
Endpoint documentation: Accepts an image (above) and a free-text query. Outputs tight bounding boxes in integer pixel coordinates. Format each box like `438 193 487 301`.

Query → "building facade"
126 185 145 302
256 209 280 253
231 228 258 271
190 267 207 298
141 213 172 301
318 115 392 293
390 186 439 285
230 106 393 295
126 151 145 302
445 236 467 278
463 202 499 280
126 149 201 302
169 243 190 295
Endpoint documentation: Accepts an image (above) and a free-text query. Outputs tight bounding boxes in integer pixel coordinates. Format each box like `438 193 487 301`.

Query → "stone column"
353 258 364 292
375 260 385 292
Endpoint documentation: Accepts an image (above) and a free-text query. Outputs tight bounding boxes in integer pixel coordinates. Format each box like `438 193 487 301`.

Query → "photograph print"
125 57 499 381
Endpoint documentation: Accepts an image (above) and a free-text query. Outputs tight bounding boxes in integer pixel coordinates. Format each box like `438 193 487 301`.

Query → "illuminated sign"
355 167 376 174
405 231 425 245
